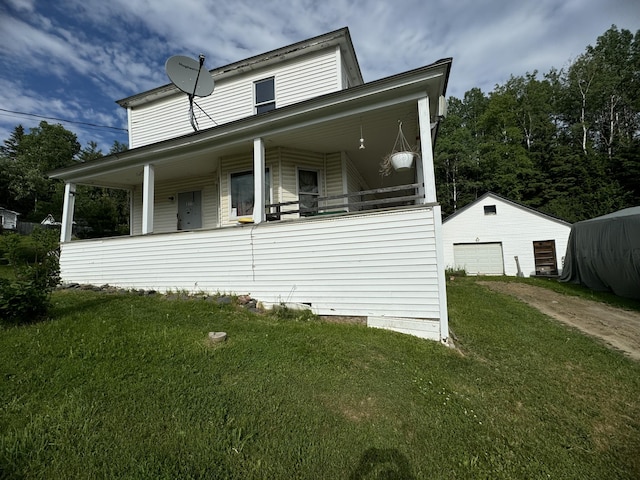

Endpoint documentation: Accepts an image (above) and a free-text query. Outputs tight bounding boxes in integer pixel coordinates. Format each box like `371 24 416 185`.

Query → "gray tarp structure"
560 206 640 300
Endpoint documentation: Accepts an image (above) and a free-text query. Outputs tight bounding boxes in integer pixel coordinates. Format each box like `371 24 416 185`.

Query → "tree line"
1 25 638 233
435 25 640 222
0 121 129 237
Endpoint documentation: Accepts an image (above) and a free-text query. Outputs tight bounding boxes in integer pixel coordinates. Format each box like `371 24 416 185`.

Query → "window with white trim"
230 169 271 218
254 77 275 114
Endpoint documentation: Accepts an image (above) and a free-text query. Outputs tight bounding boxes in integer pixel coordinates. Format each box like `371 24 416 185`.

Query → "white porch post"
142 164 155 234
253 138 265 224
415 156 425 204
418 95 450 343
417 95 436 204
60 182 76 243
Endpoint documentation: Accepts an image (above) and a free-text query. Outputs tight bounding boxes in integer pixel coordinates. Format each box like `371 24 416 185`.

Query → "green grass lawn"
1 280 639 479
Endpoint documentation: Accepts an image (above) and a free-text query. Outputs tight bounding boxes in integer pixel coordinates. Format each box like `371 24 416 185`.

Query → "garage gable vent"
484 205 497 215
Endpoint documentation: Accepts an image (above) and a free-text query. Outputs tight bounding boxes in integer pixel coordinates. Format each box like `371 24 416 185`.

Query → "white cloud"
5 0 35 12
0 0 637 152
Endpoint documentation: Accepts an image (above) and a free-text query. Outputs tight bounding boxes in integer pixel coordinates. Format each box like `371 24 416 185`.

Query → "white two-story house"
49 28 453 342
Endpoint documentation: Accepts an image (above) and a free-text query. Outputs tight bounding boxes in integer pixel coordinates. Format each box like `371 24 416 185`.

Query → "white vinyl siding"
345 154 370 212
341 52 352 89
324 152 344 210
132 176 218 235
443 194 572 276
129 49 341 148
59 206 444 338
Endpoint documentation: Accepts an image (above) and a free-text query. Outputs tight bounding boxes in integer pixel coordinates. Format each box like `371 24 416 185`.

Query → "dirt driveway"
479 282 640 361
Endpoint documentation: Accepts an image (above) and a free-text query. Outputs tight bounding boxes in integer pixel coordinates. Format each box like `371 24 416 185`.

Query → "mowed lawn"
1 279 639 479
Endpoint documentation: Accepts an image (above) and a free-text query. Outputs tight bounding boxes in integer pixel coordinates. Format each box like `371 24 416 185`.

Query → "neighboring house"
0 207 19 231
442 192 571 277
48 28 453 342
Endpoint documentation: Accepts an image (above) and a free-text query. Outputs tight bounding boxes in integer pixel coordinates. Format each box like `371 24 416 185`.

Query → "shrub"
271 303 318 322
445 267 467 277
0 229 60 325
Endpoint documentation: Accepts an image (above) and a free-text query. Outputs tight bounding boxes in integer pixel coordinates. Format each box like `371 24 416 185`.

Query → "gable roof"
117 27 363 109
0 207 20 216
442 192 572 226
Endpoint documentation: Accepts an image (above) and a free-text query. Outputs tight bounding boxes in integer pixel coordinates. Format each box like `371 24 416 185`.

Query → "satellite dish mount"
165 54 215 131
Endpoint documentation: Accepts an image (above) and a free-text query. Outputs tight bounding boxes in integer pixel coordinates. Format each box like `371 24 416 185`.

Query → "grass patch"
1 285 639 479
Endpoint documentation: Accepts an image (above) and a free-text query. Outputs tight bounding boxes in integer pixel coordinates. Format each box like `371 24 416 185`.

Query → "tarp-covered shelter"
560 206 640 300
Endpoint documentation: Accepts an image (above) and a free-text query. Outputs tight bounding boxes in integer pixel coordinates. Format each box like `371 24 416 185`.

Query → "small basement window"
254 77 275 114
484 205 497 215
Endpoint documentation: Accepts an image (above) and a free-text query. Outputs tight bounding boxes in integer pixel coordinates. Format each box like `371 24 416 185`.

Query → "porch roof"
49 57 452 191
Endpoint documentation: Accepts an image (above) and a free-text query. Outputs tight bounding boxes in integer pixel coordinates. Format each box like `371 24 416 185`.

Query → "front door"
178 191 202 230
298 169 319 216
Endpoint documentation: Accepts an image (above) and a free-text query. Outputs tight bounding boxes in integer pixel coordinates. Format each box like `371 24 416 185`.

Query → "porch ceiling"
61 99 425 190
50 60 450 190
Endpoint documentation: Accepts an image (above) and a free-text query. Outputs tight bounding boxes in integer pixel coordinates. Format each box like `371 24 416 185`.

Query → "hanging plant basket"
379 121 420 176
390 151 415 171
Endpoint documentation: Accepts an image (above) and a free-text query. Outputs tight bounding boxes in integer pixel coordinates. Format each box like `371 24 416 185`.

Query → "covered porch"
51 61 449 240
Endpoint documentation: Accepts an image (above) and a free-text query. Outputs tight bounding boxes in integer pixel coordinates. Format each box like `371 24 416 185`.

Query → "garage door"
453 243 504 275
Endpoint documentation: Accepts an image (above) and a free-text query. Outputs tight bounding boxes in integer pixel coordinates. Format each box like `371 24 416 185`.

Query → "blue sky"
0 0 638 154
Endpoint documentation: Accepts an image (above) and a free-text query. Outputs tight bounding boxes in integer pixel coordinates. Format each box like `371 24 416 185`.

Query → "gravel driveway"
479 281 640 361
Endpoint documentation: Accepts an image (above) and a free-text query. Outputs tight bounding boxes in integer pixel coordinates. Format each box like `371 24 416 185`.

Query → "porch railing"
265 182 424 220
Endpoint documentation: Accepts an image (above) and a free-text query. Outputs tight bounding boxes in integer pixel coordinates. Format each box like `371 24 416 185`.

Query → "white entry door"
453 243 504 275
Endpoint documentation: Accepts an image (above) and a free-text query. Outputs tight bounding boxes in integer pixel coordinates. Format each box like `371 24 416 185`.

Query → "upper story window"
255 77 275 114
484 205 497 215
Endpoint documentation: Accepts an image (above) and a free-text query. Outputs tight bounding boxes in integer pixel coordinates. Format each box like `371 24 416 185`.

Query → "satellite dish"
165 55 214 97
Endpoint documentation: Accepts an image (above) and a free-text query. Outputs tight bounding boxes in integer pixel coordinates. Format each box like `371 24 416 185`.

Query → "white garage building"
442 192 572 277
